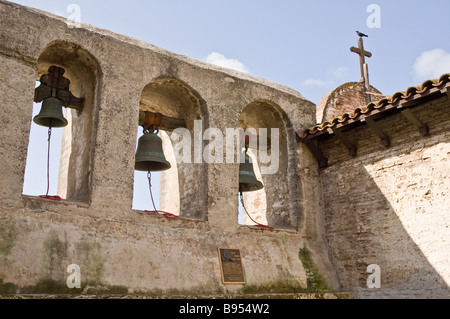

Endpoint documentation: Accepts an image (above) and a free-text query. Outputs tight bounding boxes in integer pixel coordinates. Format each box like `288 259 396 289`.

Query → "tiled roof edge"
297 73 450 140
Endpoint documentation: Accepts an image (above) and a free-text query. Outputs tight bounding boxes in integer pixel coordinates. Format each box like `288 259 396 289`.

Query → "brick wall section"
316 82 385 123
318 95 450 298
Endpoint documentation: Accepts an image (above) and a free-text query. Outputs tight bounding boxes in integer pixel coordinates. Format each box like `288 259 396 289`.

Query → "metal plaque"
218 248 245 285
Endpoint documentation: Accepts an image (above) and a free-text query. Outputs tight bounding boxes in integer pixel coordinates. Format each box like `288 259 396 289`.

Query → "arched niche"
241 148 269 226
239 99 298 229
136 77 209 220
24 40 101 203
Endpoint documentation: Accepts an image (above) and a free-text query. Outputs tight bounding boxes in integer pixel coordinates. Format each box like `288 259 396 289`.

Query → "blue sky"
13 0 450 213
11 0 450 103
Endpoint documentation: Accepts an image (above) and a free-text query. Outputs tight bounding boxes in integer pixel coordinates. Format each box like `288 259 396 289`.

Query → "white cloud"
413 49 450 79
205 52 250 74
302 78 330 87
328 66 348 79
302 66 347 88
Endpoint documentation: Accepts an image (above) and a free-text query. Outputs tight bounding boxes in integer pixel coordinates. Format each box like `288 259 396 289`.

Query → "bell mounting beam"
138 111 271 151
34 66 84 111
138 111 186 132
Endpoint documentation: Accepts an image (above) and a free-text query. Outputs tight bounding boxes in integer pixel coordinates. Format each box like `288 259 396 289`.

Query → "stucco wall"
0 1 340 296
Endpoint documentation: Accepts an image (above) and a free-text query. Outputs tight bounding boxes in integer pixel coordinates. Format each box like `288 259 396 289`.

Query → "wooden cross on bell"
33 66 84 128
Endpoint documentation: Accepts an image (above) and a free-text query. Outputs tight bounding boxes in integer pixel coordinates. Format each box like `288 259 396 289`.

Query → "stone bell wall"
0 1 340 297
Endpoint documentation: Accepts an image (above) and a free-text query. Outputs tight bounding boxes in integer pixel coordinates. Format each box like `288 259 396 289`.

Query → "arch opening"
23 41 100 204
133 77 208 220
239 100 298 229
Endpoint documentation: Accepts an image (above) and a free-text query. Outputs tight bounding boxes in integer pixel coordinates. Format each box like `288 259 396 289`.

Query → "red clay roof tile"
297 73 450 140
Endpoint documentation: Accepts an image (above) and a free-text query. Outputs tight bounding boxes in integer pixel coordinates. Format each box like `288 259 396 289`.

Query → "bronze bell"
33 97 68 128
135 130 171 172
239 151 264 193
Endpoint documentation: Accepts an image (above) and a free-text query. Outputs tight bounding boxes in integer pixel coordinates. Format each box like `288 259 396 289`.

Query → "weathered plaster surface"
0 1 336 297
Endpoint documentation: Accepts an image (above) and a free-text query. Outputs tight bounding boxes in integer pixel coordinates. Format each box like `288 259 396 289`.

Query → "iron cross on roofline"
351 33 373 104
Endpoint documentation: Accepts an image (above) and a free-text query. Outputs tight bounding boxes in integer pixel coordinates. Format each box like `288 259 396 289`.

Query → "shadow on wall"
321 136 450 298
